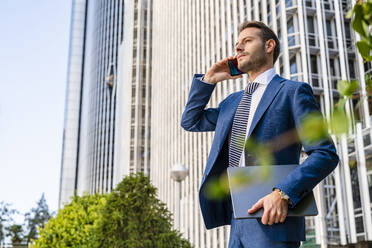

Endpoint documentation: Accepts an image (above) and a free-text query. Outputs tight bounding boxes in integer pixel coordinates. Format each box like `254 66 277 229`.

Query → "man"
181 21 339 247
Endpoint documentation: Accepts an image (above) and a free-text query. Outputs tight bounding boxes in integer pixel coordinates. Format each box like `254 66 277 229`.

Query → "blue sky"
0 0 72 216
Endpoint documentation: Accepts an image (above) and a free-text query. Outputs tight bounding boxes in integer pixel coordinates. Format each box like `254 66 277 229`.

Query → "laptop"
227 164 318 219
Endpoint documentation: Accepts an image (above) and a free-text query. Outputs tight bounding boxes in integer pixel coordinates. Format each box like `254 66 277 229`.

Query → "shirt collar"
248 68 276 85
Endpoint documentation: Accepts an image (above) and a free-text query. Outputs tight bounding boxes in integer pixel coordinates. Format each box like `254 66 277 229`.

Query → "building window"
288 17 294 34
287 17 296 46
364 62 372 74
307 17 315 33
352 95 361 122
290 56 297 74
286 0 293 8
305 0 314 8
310 55 319 87
310 55 318 73
329 58 340 89
329 58 336 76
324 0 333 10
326 20 336 49
307 17 317 47
349 59 356 79
326 20 332 36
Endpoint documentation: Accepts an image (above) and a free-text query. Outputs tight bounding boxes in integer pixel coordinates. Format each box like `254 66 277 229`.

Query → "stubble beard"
238 44 268 74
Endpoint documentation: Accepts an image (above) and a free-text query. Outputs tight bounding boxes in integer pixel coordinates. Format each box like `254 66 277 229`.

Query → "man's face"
235 27 268 73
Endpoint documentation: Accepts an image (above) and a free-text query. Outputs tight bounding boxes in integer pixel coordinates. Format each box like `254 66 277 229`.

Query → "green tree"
5 224 24 246
0 202 17 244
24 193 52 243
93 173 192 248
33 174 192 248
31 193 106 248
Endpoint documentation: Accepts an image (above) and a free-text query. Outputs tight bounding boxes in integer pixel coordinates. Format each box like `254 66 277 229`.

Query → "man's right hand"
203 56 244 84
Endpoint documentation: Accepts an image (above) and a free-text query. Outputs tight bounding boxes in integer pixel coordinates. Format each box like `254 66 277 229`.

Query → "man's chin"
238 66 249 74
237 61 251 73
239 61 264 73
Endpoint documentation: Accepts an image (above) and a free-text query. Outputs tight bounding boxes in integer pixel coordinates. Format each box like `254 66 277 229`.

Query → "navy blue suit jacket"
181 74 339 241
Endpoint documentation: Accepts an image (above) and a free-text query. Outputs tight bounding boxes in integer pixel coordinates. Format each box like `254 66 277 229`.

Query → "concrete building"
59 0 152 206
150 0 372 247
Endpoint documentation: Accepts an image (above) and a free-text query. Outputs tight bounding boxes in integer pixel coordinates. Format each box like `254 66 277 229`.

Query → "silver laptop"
227 164 318 219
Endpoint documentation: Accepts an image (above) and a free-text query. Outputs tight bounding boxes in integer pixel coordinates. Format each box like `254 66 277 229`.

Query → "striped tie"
229 82 260 167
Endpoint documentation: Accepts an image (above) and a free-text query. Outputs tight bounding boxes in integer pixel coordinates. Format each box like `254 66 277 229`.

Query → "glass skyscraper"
59 0 88 207
59 0 152 206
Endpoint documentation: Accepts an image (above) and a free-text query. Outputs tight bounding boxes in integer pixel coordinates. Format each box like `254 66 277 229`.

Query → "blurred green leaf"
337 80 359 97
366 74 372 92
357 40 372 61
349 160 356 168
362 19 369 37
330 109 349 136
362 2 372 23
337 80 348 97
354 96 364 111
336 98 347 113
204 175 229 200
228 166 272 190
300 113 328 144
352 4 366 37
345 7 354 19
244 139 274 167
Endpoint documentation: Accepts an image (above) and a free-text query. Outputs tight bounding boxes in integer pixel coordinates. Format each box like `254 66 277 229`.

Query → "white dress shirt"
200 68 277 167
238 68 276 167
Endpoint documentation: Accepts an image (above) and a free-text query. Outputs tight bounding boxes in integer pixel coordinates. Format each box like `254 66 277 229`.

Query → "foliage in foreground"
93 173 191 248
31 193 106 248
32 173 192 248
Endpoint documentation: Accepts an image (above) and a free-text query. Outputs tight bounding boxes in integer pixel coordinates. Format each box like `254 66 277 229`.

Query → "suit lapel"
247 75 286 137
203 91 243 178
222 92 243 134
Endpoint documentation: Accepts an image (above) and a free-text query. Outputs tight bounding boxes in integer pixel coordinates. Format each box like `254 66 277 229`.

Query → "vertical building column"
271 0 280 73
314 182 328 247
262 0 268 24
280 0 290 78
340 134 357 243
297 0 308 83
355 123 372 240
143 0 152 176
332 137 347 245
315 0 332 120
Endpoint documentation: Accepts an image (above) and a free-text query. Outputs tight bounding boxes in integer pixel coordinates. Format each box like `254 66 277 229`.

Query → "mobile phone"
228 58 244 76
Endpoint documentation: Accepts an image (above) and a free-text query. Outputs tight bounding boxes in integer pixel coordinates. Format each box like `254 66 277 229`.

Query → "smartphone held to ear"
228 58 244 76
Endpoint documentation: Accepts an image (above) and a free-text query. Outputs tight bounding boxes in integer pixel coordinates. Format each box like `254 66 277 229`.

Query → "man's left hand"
248 190 288 225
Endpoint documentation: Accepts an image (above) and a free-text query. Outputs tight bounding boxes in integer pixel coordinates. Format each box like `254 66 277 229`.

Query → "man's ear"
265 39 276 54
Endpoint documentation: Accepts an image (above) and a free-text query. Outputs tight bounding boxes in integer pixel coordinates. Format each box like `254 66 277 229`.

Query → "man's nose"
235 43 243 53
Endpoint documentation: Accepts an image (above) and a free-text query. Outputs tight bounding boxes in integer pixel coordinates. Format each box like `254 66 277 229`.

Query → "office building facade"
59 0 152 206
150 0 372 247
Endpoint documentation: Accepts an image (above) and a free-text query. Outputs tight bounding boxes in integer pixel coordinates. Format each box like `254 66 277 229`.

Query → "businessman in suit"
181 21 339 247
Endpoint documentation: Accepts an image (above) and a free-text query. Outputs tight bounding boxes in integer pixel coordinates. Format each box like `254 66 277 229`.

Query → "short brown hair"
238 21 280 64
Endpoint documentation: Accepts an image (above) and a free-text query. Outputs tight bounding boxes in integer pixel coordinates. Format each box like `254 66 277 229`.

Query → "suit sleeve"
274 82 339 208
181 74 224 132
